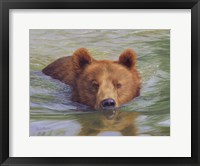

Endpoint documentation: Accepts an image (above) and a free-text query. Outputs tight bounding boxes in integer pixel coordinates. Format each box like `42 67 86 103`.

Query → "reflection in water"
30 29 170 136
30 109 138 136
78 110 138 136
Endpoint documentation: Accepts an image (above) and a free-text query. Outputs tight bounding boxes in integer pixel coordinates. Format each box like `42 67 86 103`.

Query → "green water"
30 29 170 136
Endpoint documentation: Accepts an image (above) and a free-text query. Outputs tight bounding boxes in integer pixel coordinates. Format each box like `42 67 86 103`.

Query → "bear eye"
116 83 122 89
92 80 99 89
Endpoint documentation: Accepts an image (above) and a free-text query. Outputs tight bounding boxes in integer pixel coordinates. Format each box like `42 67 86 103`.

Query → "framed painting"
0 0 199 165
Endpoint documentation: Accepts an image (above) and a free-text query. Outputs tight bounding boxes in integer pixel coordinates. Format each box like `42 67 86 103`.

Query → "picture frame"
0 0 199 165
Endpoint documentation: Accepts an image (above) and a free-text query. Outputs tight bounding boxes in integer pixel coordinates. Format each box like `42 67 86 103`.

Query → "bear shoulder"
42 56 75 85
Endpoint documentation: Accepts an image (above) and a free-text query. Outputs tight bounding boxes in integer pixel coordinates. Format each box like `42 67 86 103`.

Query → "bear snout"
101 98 116 109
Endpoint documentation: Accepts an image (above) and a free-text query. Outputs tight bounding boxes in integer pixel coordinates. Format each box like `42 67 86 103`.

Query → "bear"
42 48 141 110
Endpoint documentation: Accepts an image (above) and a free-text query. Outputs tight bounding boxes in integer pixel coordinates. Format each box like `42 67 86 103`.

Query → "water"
30 29 170 136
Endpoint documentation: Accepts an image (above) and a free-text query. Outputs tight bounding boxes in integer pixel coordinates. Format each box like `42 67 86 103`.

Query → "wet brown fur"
42 48 141 109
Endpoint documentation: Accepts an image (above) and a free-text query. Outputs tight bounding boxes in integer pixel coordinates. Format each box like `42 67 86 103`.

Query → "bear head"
71 48 141 110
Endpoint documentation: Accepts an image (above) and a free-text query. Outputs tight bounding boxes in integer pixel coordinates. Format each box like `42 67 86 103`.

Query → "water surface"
30 29 170 136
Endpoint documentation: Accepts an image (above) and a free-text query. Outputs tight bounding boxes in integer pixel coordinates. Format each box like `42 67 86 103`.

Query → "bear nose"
101 98 116 108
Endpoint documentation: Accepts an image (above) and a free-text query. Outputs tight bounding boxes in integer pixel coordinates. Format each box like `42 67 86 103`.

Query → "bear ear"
72 48 93 70
119 49 137 69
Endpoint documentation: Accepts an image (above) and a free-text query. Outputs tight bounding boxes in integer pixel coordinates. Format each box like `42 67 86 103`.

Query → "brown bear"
42 48 141 110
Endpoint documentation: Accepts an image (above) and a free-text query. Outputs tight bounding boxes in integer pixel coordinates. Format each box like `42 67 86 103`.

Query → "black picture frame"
0 0 199 165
